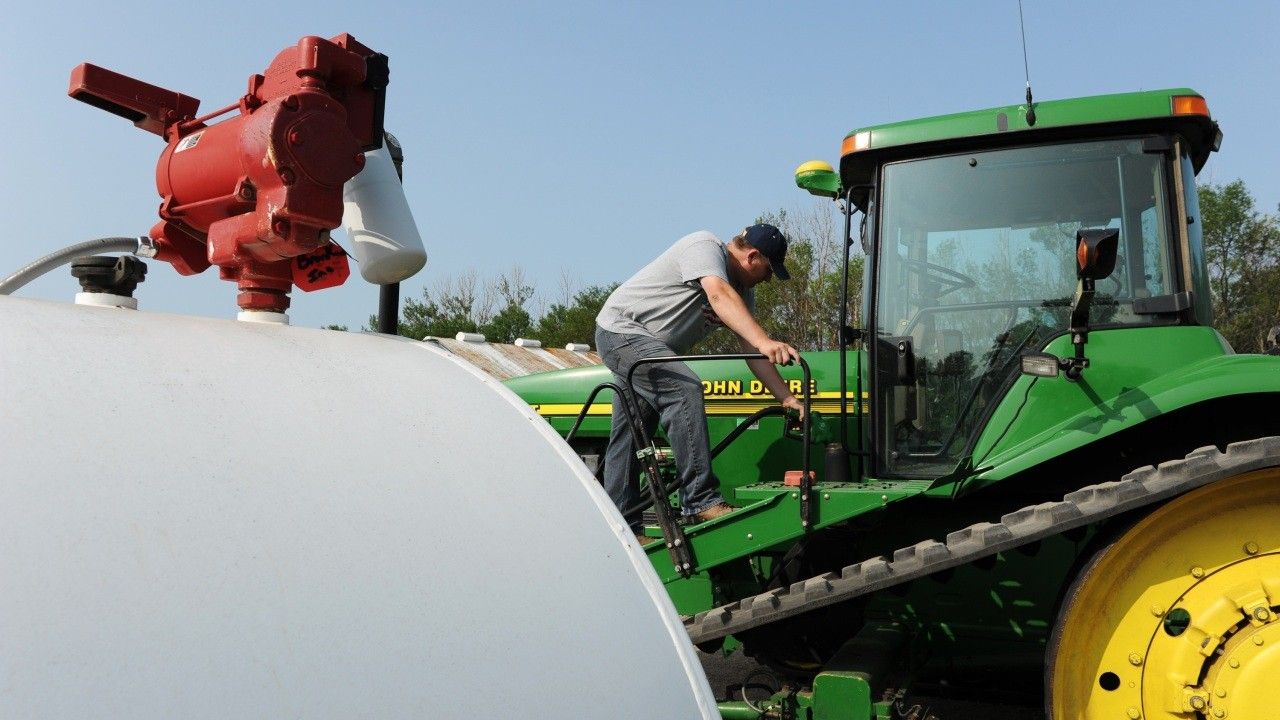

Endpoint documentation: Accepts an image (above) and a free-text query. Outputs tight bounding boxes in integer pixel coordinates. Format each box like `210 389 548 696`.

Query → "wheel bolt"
1191 566 1206 578
1128 653 1143 666
1127 707 1141 719
1230 657 1240 668
1244 541 1260 555
1253 607 1271 622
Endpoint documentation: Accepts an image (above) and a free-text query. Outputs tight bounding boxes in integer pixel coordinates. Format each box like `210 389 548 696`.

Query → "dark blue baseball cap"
743 224 790 280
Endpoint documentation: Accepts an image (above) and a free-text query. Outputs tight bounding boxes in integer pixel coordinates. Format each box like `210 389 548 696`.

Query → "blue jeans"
595 326 724 532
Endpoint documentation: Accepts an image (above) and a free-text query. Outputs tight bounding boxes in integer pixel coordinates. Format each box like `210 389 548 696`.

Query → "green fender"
964 326 1280 489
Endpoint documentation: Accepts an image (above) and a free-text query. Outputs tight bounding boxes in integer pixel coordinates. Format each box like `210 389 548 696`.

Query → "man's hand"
781 395 806 421
757 339 800 366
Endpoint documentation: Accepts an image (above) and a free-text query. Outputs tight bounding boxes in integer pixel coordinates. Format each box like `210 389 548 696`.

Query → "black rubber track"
685 436 1280 645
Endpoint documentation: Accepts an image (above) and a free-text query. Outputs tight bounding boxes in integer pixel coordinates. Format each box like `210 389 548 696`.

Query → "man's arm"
699 275 805 419
700 276 799 365
741 337 806 420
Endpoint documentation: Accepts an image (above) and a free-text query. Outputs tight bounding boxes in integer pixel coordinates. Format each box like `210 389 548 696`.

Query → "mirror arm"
1063 275 1096 381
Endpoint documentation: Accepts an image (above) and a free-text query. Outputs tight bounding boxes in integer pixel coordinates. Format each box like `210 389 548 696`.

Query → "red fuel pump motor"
69 34 388 313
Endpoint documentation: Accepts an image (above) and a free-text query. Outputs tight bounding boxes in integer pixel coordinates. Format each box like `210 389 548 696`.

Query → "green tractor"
506 89 1280 719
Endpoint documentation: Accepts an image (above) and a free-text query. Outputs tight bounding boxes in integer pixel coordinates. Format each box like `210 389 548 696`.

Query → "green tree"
1199 181 1280 352
393 271 485 340
371 267 600 346
532 284 616 348
479 269 535 342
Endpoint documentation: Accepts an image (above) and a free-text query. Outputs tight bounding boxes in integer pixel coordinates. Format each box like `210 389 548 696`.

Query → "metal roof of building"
424 333 601 380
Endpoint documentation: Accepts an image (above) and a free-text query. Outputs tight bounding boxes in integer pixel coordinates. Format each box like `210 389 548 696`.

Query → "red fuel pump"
68 33 388 314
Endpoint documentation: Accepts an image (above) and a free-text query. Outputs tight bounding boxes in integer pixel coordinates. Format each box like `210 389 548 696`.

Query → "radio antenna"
1018 0 1037 126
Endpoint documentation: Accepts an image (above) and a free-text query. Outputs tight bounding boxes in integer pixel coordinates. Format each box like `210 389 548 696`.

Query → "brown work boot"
693 502 737 522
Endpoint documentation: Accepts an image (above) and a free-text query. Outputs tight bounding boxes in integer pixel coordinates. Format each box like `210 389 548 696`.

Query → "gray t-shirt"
597 231 754 353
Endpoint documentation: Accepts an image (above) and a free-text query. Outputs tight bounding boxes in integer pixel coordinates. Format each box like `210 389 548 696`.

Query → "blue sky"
3 1 1276 332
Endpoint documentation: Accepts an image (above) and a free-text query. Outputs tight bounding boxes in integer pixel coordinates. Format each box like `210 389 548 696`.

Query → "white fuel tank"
0 296 716 719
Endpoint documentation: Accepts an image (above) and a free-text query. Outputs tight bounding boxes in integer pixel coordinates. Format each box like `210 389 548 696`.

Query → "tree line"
353 181 1279 354
1200 180 1280 352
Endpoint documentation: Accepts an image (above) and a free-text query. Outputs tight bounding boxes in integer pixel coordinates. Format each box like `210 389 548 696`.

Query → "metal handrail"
564 382 618 446
564 380 694 575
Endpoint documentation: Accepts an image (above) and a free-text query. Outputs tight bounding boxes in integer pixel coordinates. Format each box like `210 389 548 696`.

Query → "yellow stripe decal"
533 391 869 418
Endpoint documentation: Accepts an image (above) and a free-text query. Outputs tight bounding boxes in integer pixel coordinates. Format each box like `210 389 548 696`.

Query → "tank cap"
70 255 147 297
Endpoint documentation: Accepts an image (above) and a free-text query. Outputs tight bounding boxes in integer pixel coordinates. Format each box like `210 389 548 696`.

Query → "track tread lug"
892 540 949 568
1001 501 1082 529
1066 480 1144 506
800 574 837 601
859 557 891 580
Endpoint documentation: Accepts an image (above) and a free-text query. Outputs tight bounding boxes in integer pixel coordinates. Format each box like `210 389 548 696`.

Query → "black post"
374 131 407 336
838 190 853 452
378 282 400 335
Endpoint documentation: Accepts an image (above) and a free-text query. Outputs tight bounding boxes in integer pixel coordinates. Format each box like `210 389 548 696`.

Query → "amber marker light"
1172 95 1210 117
841 131 871 156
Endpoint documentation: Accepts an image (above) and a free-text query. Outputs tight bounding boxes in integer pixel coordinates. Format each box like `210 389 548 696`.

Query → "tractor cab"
799 88 1221 482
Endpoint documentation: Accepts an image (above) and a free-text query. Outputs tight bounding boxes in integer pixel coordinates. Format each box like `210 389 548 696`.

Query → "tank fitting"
71 255 147 309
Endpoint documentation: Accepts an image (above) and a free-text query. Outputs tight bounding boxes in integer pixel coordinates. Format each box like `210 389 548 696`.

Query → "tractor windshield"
873 137 1176 478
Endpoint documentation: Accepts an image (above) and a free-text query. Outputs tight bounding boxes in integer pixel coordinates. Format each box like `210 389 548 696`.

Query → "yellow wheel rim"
1049 468 1280 720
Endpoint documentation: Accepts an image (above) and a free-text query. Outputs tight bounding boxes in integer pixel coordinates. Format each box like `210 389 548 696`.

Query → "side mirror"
795 160 840 199
1063 228 1120 379
1020 228 1121 382
1076 228 1119 281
